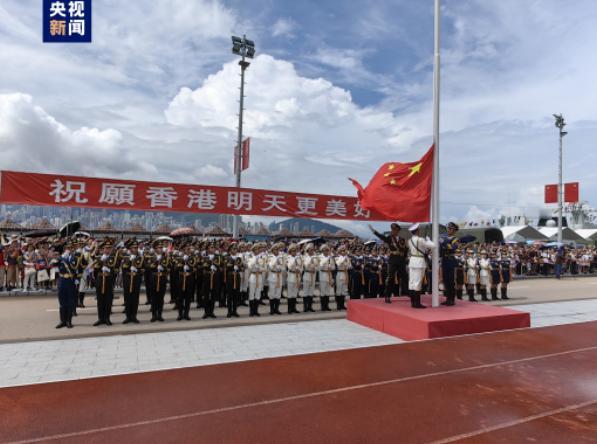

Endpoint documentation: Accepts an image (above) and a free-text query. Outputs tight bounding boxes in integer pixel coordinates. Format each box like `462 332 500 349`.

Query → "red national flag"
544 184 558 204
242 138 250 171
349 146 434 222
564 182 579 203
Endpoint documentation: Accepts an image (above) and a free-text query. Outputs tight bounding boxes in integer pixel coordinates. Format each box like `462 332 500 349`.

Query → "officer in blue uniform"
489 250 501 300
440 222 460 306
499 248 512 300
54 241 78 329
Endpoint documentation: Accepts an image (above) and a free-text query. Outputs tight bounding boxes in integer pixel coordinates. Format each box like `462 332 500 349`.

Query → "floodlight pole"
431 0 441 308
232 35 251 239
553 114 566 245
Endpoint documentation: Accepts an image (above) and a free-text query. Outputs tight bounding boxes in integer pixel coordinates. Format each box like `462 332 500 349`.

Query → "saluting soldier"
285 243 302 314
201 243 221 319
317 244 335 312
334 245 351 310
465 248 478 302
148 240 170 322
121 239 144 324
440 222 460 306
225 243 243 318
407 223 436 309
349 246 365 300
369 223 408 303
93 239 120 326
53 241 78 329
176 243 196 321
499 247 512 300
267 242 285 315
301 244 318 312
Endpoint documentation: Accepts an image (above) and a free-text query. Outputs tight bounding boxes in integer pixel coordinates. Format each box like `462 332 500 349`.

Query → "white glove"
101 254 109 261
130 254 136 260
210 265 217 272
183 255 189 261
131 266 138 273
157 255 162 261
184 265 190 272
157 265 164 272
102 266 110 273
234 265 239 271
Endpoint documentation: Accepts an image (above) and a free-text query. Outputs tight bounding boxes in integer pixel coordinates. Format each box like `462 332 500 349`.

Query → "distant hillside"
268 218 344 234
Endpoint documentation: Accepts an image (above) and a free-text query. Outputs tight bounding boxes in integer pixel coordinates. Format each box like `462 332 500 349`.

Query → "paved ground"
1 276 596 342
2 298 597 389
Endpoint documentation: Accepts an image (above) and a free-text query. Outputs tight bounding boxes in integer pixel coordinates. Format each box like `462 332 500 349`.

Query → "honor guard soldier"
201 243 221 319
369 223 408 303
93 239 120 326
142 242 154 306
301 244 318 312
194 241 206 309
317 244 335 312
53 241 78 329
455 248 465 300
478 250 491 301
121 239 144 324
73 232 91 312
225 243 243 318
440 222 460 306
407 223 436 309
267 242 285 315
465 249 478 302
247 243 266 317
148 240 171 322
349 246 365 300
334 245 351 310
176 244 196 321
285 243 302 314
499 248 512 300
489 250 501 300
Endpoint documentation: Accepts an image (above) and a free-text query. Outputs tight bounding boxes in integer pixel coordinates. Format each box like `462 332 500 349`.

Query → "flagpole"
431 0 441 308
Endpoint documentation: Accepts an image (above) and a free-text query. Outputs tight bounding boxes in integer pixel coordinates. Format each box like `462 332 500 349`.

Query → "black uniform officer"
149 240 170 322
489 251 501 300
93 240 120 326
176 245 196 321
121 240 144 324
201 244 220 319
499 248 512 300
440 222 460 306
349 248 365 299
225 243 243 318
369 223 409 303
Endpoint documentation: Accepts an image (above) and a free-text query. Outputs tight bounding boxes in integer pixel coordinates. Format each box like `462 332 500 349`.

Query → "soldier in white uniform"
334 245 351 310
317 244 335 312
478 250 490 301
301 244 318 312
247 243 266 317
239 242 250 306
465 249 478 302
267 242 285 315
285 243 302 314
407 223 436 309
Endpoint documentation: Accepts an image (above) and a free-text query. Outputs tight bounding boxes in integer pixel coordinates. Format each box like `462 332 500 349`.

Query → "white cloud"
272 18 297 38
0 93 155 177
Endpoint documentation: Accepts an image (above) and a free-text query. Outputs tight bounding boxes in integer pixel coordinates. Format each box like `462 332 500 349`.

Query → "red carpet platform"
347 295 531 340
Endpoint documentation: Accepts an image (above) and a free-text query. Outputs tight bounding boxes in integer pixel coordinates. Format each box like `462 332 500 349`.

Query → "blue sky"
0 0 596 235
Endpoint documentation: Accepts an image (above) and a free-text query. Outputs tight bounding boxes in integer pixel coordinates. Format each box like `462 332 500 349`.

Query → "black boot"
66 312 73 328
56 308 67 329
303 297 309 313
150 307 158 322
501 287 509 300
411 291 426 309
467 288 477 302
254 299 260 317
481 288 489 301
491 287 499 300
274 299 282 315
78 292 85 308
288 298 295 314
456 289 463 300
269 299 275 315
308 296 316 312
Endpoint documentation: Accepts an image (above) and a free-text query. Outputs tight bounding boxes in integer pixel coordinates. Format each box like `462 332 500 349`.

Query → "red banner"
242 138 250 171
564 182 579 203
0 171 390 221
545 184 557 204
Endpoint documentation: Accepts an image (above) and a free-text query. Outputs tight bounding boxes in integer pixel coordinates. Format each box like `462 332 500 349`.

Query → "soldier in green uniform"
121 239 144 324
225 243 243 318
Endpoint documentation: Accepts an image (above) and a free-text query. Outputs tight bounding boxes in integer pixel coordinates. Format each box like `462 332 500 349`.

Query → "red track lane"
2 322 597 444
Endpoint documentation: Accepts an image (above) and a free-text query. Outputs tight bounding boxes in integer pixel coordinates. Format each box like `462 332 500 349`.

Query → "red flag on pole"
544 184 558 204
564 182 579 203
349 146 434 222
242 137 250 171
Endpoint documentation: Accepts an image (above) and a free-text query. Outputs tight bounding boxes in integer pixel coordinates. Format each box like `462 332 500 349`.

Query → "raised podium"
347 295 530 340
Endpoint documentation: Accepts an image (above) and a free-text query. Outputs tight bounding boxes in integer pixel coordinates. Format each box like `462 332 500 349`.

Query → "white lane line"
430 398 597 443
6 344 597 444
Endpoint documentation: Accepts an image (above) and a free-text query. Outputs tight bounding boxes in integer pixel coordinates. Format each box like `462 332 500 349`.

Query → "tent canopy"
501 226 548 243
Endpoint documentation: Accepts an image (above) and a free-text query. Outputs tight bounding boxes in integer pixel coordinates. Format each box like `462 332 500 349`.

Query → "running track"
2 321 597 443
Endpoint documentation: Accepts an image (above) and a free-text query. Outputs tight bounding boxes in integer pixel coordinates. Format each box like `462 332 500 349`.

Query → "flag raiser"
349 145 434 223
